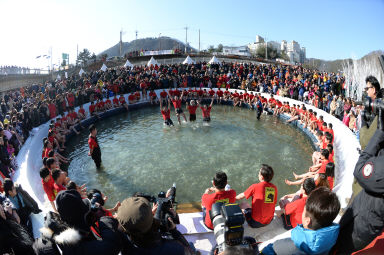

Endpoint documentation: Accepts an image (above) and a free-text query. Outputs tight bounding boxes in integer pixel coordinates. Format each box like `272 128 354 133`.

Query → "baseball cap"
116 197 153 234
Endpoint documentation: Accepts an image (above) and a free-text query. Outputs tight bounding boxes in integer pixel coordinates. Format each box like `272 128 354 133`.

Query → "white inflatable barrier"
13 89 360 254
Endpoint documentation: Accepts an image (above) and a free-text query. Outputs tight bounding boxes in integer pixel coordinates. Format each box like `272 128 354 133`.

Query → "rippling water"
65 105 313 207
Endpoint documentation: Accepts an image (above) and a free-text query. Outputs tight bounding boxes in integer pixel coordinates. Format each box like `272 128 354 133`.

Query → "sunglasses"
364 86 374 91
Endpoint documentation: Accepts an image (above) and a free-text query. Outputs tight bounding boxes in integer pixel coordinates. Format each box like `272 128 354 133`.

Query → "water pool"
65 105 313 207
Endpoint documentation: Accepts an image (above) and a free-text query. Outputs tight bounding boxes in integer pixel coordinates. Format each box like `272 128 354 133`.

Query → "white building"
248 36 307 63
222 46 251 57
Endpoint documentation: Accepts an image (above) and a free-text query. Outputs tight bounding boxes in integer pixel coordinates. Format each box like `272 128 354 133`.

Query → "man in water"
160 98 174 127
199 97 214 122
168 90 187 125
255 96 263 120
88 124 102 168
186 100 198 122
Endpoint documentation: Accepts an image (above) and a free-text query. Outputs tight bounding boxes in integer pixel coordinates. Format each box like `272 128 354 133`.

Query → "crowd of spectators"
0 60 377 254
0 66 39 75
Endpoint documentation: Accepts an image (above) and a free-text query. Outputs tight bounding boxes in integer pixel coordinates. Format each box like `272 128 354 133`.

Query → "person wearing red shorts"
236 164 278 228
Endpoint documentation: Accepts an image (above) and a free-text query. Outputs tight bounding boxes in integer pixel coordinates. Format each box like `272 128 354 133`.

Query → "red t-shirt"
201 190 237 229
54 182 66 193
187 105 198 114
285 196 307 228
48 104 56 119
128 94 136 102
161 109 171 120
88 136 98 150
105 99 111 105
319 159 330 174
201 106 212 118
78 108 85 116
209 90 215 96
244 182 277 224
89 104 95 114
149 91 157 98
160 91 167 98
119 96 126 104
328 177 334 190
42 148 51 159
171 99 182 109
217 90 224 97
113 98 119 105
42 175 57 202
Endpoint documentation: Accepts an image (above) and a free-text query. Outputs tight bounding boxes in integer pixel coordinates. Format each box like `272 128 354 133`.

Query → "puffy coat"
33 212 122 255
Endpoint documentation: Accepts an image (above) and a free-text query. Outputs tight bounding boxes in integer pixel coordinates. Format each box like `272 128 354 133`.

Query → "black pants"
257 109 263 120
91 148 102 168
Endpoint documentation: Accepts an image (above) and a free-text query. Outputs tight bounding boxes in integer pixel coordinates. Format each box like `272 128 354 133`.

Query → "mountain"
98 37 196 57
305 50 384 73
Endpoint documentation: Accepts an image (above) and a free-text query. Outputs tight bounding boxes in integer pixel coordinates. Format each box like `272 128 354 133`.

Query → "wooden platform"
176 202 202 213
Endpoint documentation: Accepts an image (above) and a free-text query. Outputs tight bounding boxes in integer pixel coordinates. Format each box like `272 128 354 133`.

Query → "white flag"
56 74 61 81
65 72 68 79
79 68 85 76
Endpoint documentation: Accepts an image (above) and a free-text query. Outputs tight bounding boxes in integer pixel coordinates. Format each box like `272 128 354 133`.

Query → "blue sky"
1 0 383 68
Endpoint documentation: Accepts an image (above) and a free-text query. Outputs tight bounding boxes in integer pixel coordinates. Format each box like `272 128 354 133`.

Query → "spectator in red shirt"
112 94 120 108
52 169 67 193
78 104 86 120
40 167 57 212
119 94 129 110
148 89 158 105
128 93 137 104
236 164 278 228
89 101 97 117
48 101 57 119
279 178 316 230
201 171 236 230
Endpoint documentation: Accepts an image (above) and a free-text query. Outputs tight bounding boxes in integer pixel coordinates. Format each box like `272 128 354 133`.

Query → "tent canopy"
183 55 195 65
147 56 159 67
124 59 134 68
208 56 221 65
100 63 107 72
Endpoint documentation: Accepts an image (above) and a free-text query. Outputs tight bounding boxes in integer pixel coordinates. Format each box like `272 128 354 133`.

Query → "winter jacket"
335 129 384 253
262 224 339 255
33 212 122 255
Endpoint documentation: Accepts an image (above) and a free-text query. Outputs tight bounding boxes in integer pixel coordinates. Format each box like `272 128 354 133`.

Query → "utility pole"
198 29 200 53
119 30 123 57
159 33 162 51
265 37 268 60
184 26 188 54
76 44 79 66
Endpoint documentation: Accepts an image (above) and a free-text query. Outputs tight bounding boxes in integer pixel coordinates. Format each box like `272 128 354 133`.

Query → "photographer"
3 178 42 236
33 189 122 255
116 196 195 255
333 76 384 253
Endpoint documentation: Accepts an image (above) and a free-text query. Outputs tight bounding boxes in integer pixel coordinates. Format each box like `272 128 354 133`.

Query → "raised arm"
209 97 214 107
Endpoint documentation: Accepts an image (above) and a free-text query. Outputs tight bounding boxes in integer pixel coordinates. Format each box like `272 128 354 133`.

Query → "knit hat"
116 197 153 234
56 189 91 232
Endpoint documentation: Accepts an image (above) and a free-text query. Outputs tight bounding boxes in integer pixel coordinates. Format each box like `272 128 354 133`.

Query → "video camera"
210 202 250 254
135 183 179 232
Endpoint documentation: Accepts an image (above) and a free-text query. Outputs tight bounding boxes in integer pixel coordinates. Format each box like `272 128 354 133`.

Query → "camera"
209 202 246 253
363 97 384 115
154 183 180 232
135 183 179 232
